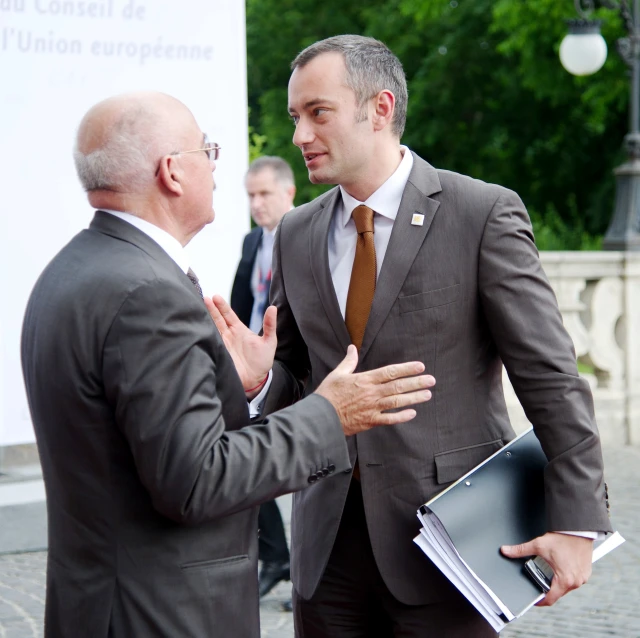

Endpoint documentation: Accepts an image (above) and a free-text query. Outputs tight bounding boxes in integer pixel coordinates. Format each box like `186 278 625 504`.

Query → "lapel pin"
411 213 424 226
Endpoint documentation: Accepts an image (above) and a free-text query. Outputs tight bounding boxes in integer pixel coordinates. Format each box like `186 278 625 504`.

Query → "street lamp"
560 0 640 250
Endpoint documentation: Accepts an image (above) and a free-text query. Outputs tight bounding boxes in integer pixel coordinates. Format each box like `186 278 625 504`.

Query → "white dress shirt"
101 209 270 416
328 146 413 318
249 227 277 334
104 210 190 273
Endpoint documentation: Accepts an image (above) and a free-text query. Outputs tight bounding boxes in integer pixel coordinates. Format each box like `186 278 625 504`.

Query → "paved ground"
0 445 637 637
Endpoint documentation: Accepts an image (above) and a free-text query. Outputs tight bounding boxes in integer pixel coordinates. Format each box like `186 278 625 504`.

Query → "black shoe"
282 599 293 612
258 561 290 597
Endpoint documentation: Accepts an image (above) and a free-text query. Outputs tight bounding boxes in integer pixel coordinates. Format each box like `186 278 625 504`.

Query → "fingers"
204 296 228 335
210 295 240 328
377 374 435 399
536 557 591 607
372 408 417 426
363 360 426 384
537 581 563 607
536 568 589 607
376 388 433 412
502 533 593 608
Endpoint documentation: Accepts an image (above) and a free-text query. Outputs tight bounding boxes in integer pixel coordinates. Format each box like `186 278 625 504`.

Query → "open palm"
205 295 277 395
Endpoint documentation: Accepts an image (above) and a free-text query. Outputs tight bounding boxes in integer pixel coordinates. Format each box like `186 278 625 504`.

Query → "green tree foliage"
246 0 628 249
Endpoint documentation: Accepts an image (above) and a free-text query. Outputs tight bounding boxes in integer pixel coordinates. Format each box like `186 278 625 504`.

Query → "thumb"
334 344 358 375
501 540 536 559
262 305 278 341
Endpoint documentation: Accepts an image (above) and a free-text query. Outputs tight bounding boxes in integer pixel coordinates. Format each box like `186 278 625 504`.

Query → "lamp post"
560 0 640 250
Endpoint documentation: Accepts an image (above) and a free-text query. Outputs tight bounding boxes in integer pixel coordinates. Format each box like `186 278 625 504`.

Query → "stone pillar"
623 254 640 444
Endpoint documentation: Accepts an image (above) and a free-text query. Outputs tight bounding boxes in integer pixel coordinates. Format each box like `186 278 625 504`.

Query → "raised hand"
501 532 593 606
315 345 435 436
205 295 277 398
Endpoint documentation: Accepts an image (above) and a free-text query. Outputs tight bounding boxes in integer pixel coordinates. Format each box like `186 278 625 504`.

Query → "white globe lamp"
559 20 608 76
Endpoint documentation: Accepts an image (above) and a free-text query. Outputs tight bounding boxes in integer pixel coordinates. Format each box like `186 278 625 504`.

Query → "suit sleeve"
102 277 349 525
478 189 611 533
262 215 312 415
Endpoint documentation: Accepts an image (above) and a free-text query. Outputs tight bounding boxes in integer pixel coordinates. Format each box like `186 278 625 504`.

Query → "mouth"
303 152 325 168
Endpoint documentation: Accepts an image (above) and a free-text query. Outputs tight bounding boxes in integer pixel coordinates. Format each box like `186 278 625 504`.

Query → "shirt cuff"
248 369 273 418
558 531 605 541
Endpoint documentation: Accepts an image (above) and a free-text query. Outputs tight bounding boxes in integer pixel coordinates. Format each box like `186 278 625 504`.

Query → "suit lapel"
89 211 195 296
309 189 352 352
247 227 263 265
358 155 442 363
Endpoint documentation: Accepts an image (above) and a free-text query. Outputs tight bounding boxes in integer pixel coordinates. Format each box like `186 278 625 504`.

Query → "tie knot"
352 205 375 234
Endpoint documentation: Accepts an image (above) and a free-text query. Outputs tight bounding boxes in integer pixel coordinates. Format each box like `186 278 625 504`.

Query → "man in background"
20 90 435 637
231 156 296 603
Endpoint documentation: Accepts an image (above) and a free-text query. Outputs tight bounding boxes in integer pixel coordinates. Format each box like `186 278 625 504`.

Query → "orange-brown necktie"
345 205 376 350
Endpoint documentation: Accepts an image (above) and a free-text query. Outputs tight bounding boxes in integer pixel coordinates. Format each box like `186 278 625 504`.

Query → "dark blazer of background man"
20 91 433 638
260 35 613 637
230 156 297 599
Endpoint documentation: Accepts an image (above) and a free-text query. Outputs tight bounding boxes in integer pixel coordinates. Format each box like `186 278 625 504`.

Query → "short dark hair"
291 35 408 138
246 156 295 186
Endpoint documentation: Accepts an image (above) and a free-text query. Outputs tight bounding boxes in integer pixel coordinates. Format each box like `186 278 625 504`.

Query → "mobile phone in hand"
524 556 554 593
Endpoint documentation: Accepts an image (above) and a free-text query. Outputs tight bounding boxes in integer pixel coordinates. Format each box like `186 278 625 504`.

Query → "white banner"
0 0 250 445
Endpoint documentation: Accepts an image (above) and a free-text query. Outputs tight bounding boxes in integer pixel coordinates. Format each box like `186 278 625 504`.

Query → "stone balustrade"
504 251 640 446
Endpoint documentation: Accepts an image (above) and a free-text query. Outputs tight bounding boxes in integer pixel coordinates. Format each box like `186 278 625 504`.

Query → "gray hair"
247 156 295 187
291 35 408 139
73 106 163 192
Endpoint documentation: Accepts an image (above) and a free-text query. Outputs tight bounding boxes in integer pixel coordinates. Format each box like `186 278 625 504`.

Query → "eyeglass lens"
201 133 219 161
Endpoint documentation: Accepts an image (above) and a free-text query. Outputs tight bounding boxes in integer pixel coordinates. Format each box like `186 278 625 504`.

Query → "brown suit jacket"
264 152 612 606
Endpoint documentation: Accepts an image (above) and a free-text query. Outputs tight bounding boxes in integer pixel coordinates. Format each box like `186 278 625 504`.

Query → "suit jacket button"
321 468 329 477
328 464 336 473
315 471 324 480
308 475 318 484
343 468 352 474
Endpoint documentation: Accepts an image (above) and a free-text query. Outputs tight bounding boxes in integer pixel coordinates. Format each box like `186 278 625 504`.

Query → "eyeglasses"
176 133 221 161
155 133 220 176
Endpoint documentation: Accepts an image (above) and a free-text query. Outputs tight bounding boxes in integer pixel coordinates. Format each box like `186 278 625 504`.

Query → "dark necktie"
186 267 203 299
345 205 376 350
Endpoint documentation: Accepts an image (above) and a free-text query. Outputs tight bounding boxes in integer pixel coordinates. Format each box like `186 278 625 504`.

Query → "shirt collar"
100 209 190 274
338 146 414 228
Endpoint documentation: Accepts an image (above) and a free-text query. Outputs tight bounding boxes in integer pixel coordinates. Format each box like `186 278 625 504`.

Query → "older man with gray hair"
20 90 435 637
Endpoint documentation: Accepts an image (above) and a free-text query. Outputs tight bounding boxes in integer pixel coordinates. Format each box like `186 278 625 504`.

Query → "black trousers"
293 480 497 638
258 499 290 564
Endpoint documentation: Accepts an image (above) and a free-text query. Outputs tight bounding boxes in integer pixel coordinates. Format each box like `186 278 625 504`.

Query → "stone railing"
504 252 640 446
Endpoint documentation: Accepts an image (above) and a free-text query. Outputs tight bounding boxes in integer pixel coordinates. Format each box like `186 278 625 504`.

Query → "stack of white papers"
412 429 625 632
415 510 625 632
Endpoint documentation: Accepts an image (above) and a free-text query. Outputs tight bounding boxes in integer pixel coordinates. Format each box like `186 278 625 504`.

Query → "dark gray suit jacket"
265 153 612 607
21 211 350 637
230 226 264 327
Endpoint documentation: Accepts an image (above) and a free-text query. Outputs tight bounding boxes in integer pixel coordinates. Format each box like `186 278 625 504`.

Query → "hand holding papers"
413 429 625 632
502 529 597 607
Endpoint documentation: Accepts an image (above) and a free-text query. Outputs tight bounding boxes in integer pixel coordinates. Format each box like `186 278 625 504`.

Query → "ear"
371 90 395 133
156 154 184 196
286 184 296 203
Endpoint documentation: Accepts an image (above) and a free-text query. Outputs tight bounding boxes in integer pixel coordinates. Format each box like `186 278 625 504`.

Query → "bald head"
74 92 197 194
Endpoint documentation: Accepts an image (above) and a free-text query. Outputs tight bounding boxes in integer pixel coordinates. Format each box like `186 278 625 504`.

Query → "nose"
210 159 216 172
292 119 314 148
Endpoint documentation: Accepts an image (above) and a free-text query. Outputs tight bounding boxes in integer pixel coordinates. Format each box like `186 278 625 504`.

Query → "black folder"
414 428 624 632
